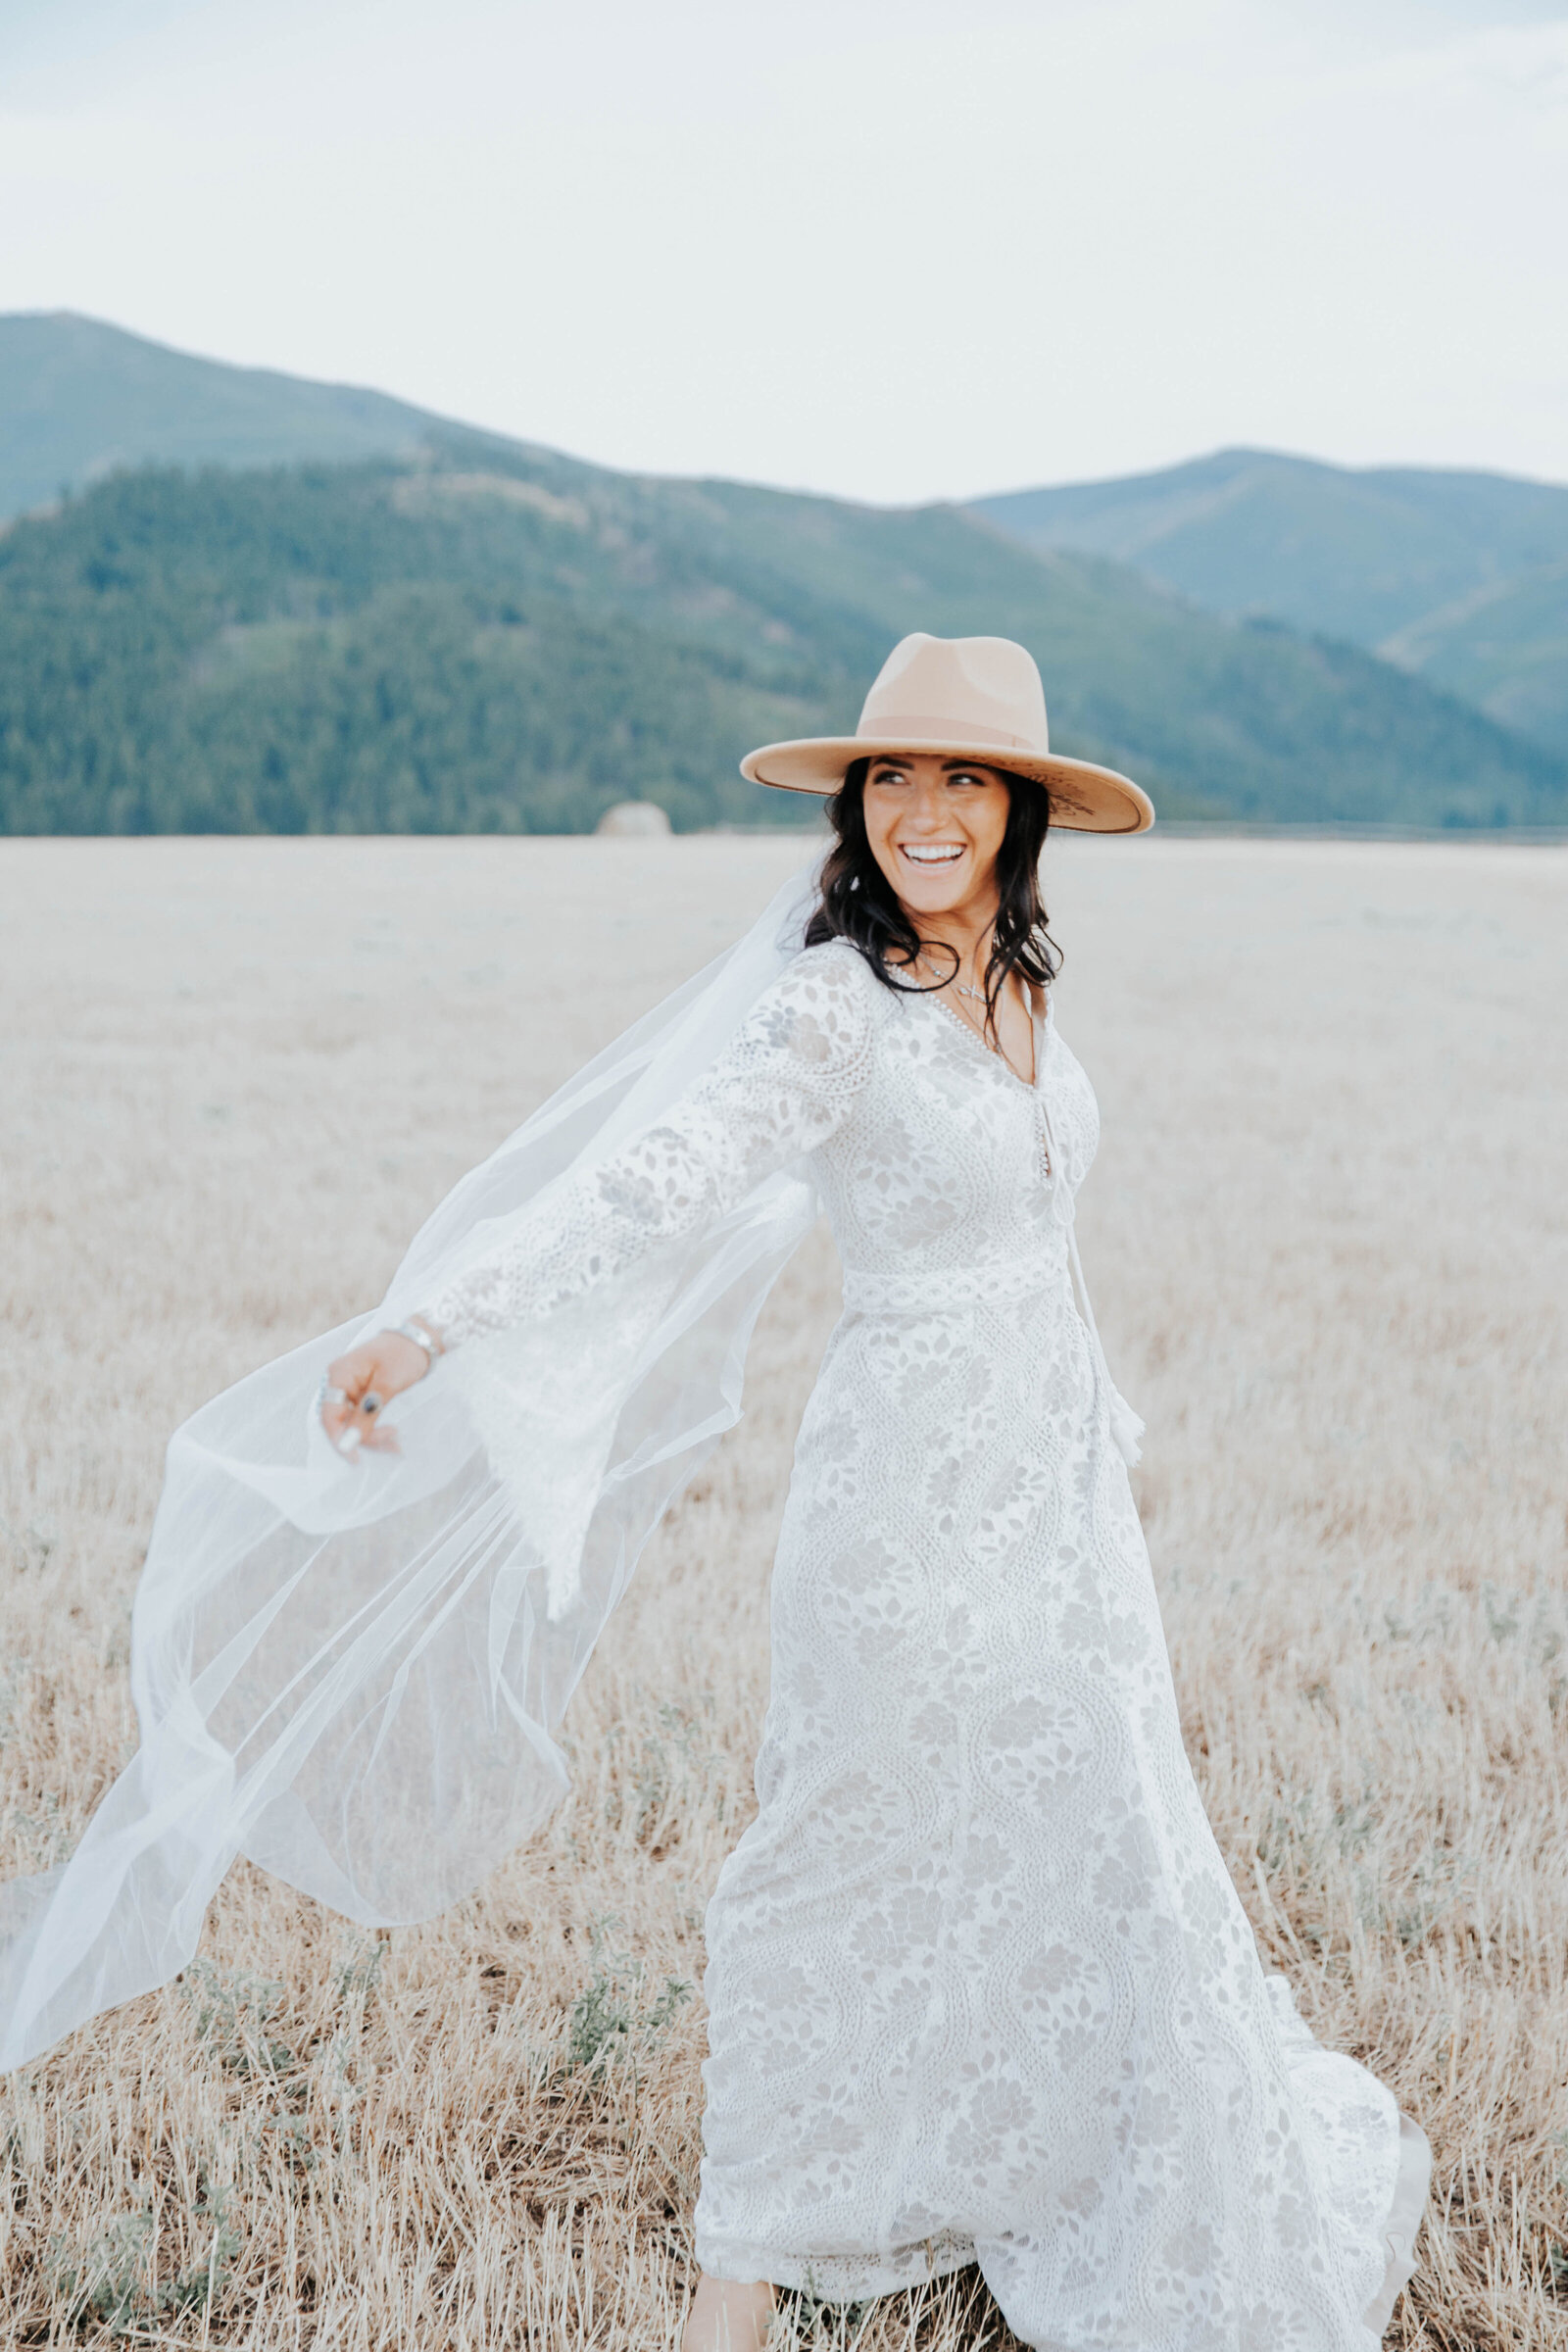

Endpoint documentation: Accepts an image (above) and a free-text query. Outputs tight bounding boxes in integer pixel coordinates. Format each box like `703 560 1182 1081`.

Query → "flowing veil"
0 859 824 2072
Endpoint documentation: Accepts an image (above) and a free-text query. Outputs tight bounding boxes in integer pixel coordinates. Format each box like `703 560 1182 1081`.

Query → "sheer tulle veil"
0 859 824 2071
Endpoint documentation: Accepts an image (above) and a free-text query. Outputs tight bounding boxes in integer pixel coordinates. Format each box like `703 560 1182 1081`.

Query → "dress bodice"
811 950 1101 1317
426 939 1102 1346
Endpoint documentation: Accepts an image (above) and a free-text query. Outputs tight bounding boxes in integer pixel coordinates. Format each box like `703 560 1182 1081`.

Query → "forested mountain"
973 449 1568 757
0 312 451 522
2 439 1562 836
1 313 1564 834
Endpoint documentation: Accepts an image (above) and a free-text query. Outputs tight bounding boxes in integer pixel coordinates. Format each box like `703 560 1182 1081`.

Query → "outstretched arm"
319 943 875 1453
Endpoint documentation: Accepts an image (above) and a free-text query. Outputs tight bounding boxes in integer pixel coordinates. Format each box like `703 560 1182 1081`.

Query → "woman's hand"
318 1327 438 1457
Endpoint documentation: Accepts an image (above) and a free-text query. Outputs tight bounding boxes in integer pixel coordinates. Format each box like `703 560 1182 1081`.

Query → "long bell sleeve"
422 941 877 1348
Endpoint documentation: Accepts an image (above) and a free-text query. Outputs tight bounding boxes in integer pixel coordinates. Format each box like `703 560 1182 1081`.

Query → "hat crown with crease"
857 632 1051 755
739 631 1154 834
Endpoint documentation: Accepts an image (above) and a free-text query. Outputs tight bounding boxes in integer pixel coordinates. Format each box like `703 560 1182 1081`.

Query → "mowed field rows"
1 833 1566 2348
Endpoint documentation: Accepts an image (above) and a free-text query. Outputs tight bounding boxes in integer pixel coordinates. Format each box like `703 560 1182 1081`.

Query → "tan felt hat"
741 632 1154 835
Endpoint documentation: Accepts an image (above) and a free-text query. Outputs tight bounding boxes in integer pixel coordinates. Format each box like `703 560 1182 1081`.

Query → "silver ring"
318 1381 348 1407
361 1392 383 1415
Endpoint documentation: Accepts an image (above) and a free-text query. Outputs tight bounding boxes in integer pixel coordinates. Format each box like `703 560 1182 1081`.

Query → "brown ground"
1 833 1566 2348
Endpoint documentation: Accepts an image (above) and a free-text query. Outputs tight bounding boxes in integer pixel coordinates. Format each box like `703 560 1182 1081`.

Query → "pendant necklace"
915 950 986 1007
915 954 1001 1055
916 955 1051 1172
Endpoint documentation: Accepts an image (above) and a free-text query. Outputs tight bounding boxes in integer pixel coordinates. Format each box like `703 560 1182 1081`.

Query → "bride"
1 634 1427 2349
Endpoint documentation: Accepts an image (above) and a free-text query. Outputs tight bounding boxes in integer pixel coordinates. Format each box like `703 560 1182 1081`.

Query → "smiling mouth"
899 844 965 866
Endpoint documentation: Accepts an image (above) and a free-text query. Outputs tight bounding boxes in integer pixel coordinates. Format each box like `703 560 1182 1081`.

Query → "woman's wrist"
395 1315 447 1371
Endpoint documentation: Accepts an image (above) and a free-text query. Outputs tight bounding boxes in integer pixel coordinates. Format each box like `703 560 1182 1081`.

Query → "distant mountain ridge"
0 313 1563 835
0 311 476 520
972 448 1568 757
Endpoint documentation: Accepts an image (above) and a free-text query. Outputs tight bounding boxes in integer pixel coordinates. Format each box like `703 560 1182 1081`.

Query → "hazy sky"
2 0 1564 500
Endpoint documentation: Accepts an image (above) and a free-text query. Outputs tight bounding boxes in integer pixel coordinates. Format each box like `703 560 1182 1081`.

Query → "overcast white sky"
2 0 1564 500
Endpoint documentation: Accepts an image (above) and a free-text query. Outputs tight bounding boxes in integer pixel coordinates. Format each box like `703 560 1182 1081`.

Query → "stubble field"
1 832 1566 2349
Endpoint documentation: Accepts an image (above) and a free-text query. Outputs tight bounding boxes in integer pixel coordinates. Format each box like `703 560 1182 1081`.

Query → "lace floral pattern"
433 940 1414 2348
426 948 877 1345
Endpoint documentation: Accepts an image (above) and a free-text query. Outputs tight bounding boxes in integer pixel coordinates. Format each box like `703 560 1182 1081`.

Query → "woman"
322 634 1430 2349
0 634 1427 2349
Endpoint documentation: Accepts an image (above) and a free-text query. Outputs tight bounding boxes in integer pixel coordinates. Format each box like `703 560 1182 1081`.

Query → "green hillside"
1 439 1562 836
0 312 461 522
1378 564 1568 758
973 449 1568 755
6 315 1560 780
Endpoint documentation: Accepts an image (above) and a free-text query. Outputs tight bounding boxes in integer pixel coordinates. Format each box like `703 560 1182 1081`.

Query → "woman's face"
861 754 1012 923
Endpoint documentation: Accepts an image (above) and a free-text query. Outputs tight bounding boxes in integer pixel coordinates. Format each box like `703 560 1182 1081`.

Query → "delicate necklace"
913 952 1005 1064
912 952 1047 1164
914 949 987 1005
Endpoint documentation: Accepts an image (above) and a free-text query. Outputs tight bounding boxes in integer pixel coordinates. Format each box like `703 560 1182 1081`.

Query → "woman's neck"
908 900 999 980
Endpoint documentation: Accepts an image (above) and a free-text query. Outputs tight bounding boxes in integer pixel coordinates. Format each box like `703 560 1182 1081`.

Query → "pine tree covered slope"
973 449 1568 758
2 435 1563 835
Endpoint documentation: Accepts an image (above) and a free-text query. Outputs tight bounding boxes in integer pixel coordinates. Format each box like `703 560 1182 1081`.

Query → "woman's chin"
885 863 971 915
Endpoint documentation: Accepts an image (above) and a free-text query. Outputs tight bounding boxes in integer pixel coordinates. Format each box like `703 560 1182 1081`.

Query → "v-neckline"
919 980 1046 1096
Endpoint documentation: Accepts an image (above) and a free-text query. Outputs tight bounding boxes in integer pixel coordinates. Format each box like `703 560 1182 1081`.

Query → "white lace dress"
427 939 1427 2350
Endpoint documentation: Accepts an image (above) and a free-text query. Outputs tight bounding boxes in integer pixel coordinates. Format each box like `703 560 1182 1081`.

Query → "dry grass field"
2 832 1566 2350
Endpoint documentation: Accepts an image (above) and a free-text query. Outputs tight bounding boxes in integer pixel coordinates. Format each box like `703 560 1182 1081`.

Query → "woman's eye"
872 770 909 788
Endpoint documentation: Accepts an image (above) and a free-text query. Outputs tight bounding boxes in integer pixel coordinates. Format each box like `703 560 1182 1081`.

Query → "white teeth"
902 845 964 864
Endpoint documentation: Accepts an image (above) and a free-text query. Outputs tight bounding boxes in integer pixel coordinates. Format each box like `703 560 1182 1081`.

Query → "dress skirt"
693 1273 1425 2350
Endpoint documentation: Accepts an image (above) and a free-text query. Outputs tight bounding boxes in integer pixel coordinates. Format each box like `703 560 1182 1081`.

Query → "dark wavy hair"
803 757 1060 1037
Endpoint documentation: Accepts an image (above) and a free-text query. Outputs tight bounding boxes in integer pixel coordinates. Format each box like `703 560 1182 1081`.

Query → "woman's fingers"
319 1339 418 1458
355 1387 402 1455
319 1391 353 1447
319 1364 353 1447
321 1347 376 1456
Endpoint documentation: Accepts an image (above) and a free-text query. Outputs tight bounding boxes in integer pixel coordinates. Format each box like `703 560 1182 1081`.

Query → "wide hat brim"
740 735 1154 835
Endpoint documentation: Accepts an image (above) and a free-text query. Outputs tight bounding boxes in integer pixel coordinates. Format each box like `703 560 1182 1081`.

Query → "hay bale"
596 801 672 838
